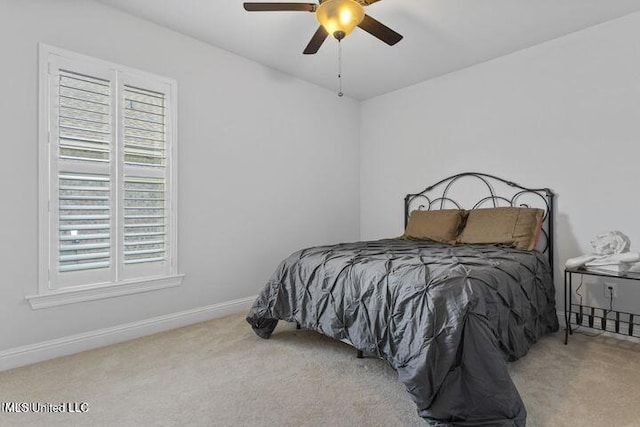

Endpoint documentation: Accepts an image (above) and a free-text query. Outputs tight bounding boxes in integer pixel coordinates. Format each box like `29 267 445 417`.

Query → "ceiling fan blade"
303 26 329 54
358 14 403 46
361 0 383 5
243 2 316 12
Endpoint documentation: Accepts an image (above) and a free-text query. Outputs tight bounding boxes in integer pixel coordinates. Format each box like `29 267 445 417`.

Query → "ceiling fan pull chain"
337 41 344 97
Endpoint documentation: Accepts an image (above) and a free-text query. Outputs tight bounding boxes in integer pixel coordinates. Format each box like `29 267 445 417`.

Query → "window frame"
30 44 182 310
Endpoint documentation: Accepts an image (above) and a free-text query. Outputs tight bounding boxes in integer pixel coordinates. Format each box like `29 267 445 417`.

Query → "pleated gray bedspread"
246 239 559 426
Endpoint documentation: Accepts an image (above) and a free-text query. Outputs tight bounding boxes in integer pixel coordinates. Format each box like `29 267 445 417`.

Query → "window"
30 45 182 309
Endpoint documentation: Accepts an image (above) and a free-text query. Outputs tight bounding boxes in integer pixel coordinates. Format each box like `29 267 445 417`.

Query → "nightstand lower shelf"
566 304 639 343
564 268 640 344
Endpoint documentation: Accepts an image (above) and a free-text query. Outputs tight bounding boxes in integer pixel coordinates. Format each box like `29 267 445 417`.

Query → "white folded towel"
564 231 639 270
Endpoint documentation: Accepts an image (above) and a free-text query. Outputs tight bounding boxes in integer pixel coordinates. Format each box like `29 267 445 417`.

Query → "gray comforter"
246 239 559 426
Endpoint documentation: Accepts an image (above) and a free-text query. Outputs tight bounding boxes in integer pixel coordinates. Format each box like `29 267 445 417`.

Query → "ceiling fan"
243 0 403 54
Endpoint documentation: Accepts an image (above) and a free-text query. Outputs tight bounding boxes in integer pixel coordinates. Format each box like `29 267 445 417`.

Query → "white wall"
360 12 640 312
0 0 360 352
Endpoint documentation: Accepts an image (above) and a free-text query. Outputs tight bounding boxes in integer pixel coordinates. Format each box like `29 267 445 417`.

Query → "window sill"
26 274 185 310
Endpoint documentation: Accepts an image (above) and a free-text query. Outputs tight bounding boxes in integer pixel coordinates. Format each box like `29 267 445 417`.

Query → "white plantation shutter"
58 173 111 273
58 70 112 163
49 61 115 288
119 78 173 279
123 84 168 266
40 47 178 294
57 71 112 275
123 85 167 168
124 176 166 265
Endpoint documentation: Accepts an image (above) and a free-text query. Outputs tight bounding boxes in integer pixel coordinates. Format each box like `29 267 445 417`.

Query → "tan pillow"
457 207 544 250
403 209 467 244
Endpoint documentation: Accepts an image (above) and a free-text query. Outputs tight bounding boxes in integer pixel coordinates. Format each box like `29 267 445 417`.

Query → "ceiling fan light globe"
316 0 365 39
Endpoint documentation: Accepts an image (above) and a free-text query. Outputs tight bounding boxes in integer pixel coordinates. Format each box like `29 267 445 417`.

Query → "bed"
246 172 559 426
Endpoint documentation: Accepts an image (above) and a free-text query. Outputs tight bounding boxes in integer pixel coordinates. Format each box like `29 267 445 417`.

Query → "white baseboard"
0 295 257 372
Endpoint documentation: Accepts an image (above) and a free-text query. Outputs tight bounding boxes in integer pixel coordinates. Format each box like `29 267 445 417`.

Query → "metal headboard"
404 172 555 279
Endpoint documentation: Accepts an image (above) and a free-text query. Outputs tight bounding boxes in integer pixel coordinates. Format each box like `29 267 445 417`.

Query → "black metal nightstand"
564 267 640 344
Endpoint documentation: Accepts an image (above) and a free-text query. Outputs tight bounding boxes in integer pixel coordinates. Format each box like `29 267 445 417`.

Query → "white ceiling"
97 0 640 100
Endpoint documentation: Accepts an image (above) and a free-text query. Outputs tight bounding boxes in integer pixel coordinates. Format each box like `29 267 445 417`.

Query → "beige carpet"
0 314 639 427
